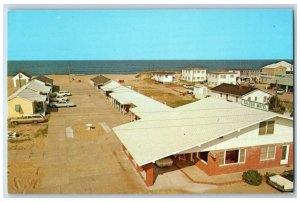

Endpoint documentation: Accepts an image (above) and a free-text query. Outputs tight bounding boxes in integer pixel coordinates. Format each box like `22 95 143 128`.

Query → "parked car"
267 171 293 192
187 90 193 94
49 100 76 108
54 91 71 96
183 84 193 89
277 89 285 94
10 114 47 125
51 92 68 98
248 82 255 87
50 95 69 102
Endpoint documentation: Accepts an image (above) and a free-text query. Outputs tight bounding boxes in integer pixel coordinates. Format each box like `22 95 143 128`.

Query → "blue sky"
8 9 293 60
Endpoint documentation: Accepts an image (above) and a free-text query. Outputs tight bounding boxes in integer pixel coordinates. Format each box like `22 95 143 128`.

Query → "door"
280 145 289 164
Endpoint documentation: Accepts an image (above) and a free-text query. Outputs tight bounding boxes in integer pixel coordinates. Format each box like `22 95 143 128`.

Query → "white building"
207 71 237 87
211 83 273 111
152 72 176 83
113 98 293 186
181 68 206 82
193 84 208 99
12 72 32 87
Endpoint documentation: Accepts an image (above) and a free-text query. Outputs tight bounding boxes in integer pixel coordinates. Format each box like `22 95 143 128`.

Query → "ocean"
7 60 294 76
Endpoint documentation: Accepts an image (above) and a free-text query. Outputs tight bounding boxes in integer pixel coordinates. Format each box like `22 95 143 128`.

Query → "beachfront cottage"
90 75 111 89
193 84 208 99
12 72 32 87
260 61 293 76
8 80 52 118
227 69 260 83
181 68 207 82
207 71 237 87
112 98 293 186
33 75 54 86
152 72 176 83
211 83 273 111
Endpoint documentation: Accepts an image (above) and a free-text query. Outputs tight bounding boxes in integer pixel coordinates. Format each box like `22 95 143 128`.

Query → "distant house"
211 83 273 111
113 98 293 186
152 72 176 83
207 71 237 87
227 69 260 83
261 61 293 76
193 84 208 99
181 68 206 82
8 80 52 118
90 75 111 89
33 75 53 86
12 72 32 87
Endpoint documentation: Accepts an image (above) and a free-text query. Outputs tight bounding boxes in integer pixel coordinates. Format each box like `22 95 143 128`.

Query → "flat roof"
113 98 291 166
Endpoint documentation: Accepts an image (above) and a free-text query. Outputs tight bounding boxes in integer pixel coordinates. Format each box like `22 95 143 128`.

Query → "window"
260 146 276 161
255 97 257 101
201 77 204 80
165 75 168 78
220 93 222 97
263 96 268 103
199 152 209 163
236 96 238 102
201 70 205 74
219 149 246 165
230 75 234 78
197 70 200 73
220 75 226 79
259 121 275 135
197 77 200 79
248 97 251 101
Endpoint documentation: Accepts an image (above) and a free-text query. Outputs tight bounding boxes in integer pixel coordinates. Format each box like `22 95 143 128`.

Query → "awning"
15 104 21 112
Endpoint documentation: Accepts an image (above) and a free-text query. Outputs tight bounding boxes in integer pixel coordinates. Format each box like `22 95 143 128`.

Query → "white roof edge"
121 114 291 166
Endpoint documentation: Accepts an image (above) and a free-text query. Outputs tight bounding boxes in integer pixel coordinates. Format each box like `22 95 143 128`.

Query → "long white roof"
113 98 292 166
100 80 121 91
8 80 50 102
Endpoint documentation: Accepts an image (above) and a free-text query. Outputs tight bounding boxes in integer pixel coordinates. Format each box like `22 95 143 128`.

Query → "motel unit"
113 98 293 187
152 71 176 83
12 72 32 88
100 80 171 120
227 69 260 83
8 79 52 118
211 83 273 111
181 68 207 82
207 71 237 87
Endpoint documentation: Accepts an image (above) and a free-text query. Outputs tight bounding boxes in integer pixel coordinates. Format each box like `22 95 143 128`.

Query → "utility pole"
275 80 278 108
68 65 71 83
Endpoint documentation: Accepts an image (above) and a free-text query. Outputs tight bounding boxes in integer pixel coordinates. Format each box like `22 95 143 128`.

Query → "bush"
242 170 262 186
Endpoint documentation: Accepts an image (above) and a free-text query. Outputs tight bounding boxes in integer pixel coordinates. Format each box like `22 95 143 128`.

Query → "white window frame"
260 145 276 161
220 148 246 166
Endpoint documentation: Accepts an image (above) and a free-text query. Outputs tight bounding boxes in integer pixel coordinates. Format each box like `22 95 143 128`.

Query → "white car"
56 91 71 96
49 100 76 108
50 95 69 102
183 84 194 89
277 89 285 95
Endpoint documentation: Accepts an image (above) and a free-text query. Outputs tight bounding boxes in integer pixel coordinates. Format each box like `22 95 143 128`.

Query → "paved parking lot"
25 81 147 194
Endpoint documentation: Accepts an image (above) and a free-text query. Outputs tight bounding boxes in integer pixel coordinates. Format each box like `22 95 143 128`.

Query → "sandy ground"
6 74 293 195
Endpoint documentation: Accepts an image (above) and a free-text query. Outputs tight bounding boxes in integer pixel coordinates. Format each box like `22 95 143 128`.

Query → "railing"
241 99 269 111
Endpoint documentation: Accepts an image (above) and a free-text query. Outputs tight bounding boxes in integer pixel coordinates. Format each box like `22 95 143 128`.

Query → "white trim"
260 145 277 161
280 145 290 165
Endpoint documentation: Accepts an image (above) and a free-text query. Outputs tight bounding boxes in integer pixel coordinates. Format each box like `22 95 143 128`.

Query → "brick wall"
195 143 293 176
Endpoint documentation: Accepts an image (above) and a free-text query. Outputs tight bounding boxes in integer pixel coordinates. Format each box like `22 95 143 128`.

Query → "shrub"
242 170 262 186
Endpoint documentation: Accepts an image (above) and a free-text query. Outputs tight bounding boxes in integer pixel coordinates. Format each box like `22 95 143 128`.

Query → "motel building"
207 71 237 88
181 68 207 83
211 83 273 111
8 79 52 118
152 71 177 83
112 98 293 187
100 80 171 120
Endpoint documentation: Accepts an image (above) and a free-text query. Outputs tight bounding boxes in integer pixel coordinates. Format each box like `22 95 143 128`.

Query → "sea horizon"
7 59 294 76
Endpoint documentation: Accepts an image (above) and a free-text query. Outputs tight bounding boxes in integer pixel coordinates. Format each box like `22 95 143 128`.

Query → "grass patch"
169 99 197 108
280 101 293 113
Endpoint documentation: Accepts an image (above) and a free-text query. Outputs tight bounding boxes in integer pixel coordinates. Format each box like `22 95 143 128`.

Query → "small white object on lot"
268 175 293 192
86 123 93 130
